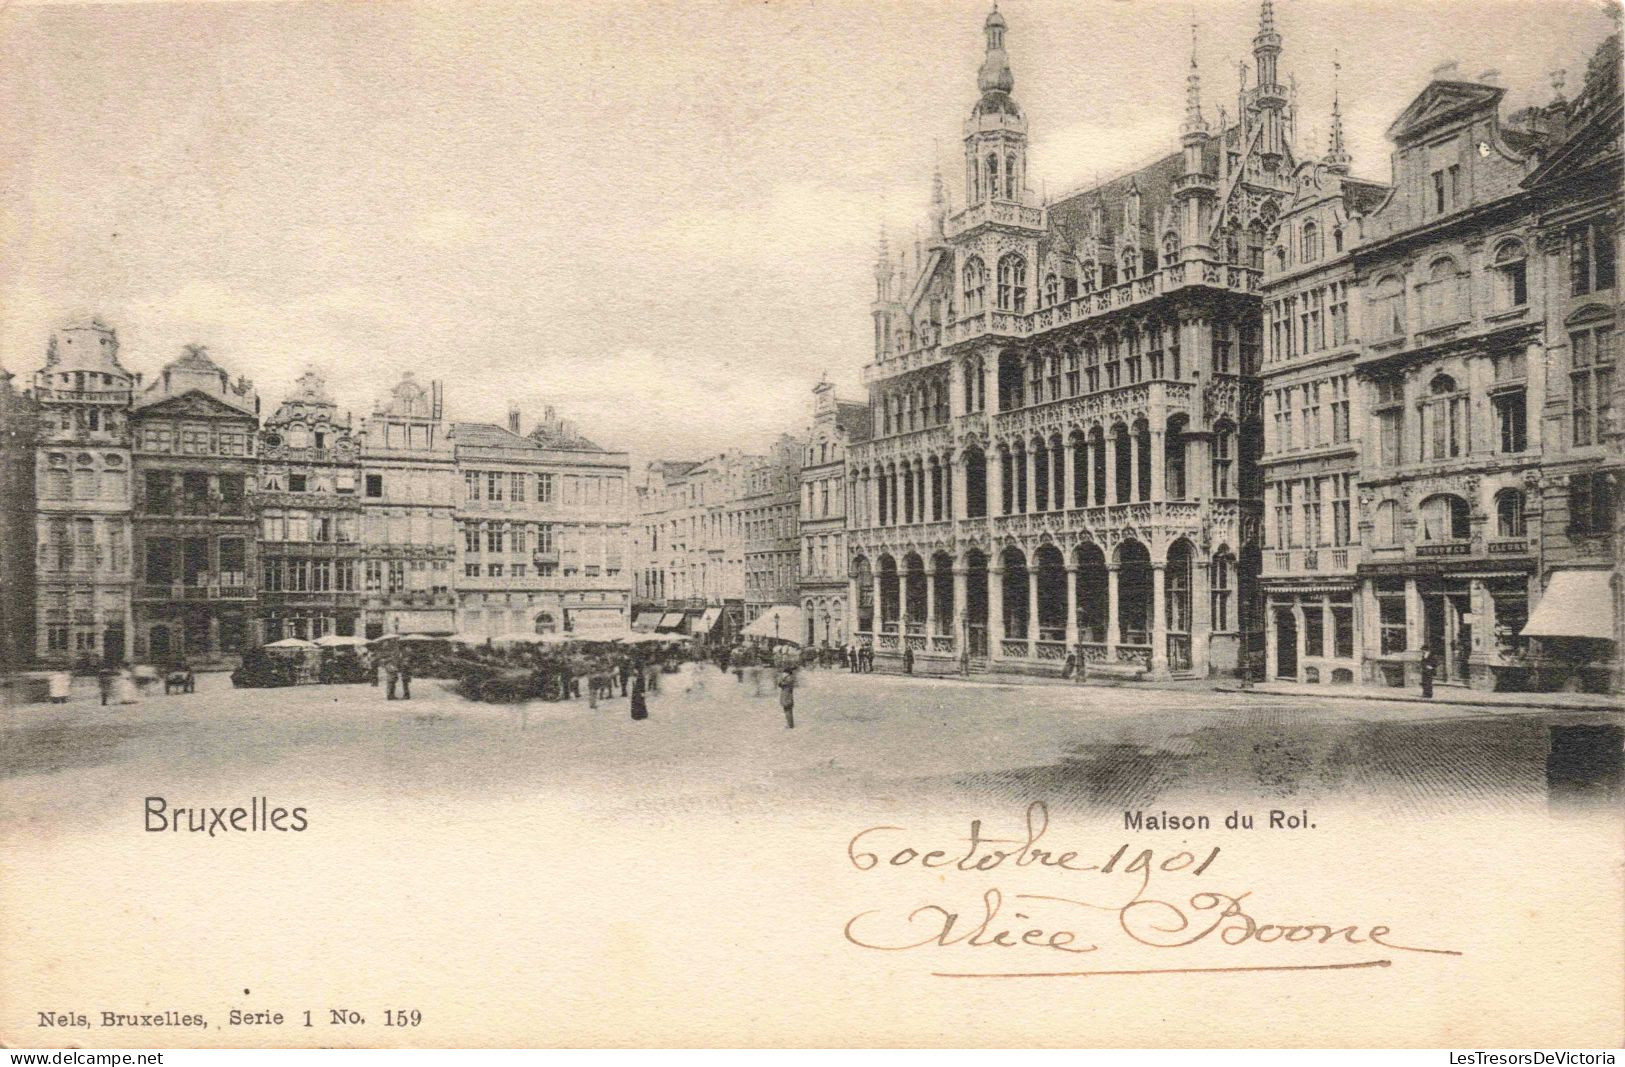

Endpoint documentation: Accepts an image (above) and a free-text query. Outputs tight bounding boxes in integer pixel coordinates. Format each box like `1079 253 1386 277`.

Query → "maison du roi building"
845 3 1293 680
9 322 631 667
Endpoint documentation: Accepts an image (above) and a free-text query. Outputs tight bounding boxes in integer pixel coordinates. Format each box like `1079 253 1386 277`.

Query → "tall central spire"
977 5 1014 96
1183 20 1208 136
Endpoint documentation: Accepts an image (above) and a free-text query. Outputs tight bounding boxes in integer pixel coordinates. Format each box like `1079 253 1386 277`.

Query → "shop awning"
569 608 626 635
742 605 803 644
656 612 687 632
1522 570 1616 640
695 607 724 634
632 612 662 632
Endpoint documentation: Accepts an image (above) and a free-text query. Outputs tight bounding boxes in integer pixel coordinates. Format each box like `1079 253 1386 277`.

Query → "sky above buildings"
0 0 1614 460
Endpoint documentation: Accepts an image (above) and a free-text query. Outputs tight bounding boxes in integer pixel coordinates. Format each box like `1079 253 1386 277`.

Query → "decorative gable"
1387 81 1505 145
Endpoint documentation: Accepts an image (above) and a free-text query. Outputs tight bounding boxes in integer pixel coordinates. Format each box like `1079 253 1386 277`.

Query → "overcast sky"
0 0 1614 460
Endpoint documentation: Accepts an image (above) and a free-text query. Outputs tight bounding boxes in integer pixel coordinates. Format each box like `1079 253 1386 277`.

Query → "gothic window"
1162 232 1179 267
1246 222 1265 270
962 257 986 314
1005 152 1018 199
1044 273 1059 308
1120 247 1137 281
1212 421 1234 497
1491 239 1527 310
1084 339 1101 392
1080 261 1096 292
996 253 1027 312
1333 226 1344 253
1495 489 1526 538
1064 344 1080 395
986 154 1001 202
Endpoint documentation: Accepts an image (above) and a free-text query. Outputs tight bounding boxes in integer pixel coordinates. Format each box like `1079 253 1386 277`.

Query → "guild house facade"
452 406 632 638
846 4 1313 678
130 345 260 664
359 373 457 637
257 370 364 641
798 381 870 649
32 322 136 666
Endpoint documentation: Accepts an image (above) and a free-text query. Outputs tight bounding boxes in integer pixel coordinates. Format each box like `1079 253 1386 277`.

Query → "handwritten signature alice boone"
842 803 1459 976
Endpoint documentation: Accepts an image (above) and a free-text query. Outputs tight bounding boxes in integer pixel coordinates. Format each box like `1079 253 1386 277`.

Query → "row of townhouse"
10 320 630 668
1258 32 1621 693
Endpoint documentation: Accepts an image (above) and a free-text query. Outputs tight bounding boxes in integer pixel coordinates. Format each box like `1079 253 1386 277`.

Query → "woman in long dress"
629 671 648 721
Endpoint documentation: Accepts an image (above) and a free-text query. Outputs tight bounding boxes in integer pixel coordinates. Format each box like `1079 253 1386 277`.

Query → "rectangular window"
1331 473 1351 547
1374 379 1405 467
511 472 526 503
1330 376 1351 444
464 524 480 553
365 474 383 498
535 524 554 553
464 470 481 501
1571 325 1615 447
288 474 307 493
487 563 504 577
1377 579 1407 654
536 473 554 503
464 563 480 577
1332 604 1354 658
487 525 505 553
388 561 405 594
311 560 332 592
1494 389 1527 453
1569 471 1616 536
1303 603 1325 658
364 560 383 592
1273 482 1294 549
1570 220 1616 296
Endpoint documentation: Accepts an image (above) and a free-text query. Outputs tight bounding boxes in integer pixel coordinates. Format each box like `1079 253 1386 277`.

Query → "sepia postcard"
0 0 1621 1051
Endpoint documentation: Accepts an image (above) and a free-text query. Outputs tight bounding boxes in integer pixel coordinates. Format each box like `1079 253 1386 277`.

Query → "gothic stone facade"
845 4 1311 678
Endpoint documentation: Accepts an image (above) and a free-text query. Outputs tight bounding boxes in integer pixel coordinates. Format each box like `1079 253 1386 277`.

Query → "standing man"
777 667 796 729
902 645 914 675
1419 644 1436 699
382 656 398 700
398 655 413 701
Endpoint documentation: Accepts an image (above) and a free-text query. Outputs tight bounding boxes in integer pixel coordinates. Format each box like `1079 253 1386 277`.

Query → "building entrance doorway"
1274 607 1298 680
1423 584 1472 684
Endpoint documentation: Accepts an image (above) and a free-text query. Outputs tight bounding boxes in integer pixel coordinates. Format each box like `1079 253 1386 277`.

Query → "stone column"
925 560 937 639
1060 439 1075 510
847 574 860 639
941 463 953 522
1079 439 1091 507
1105 432 1119 503
1128 431 1141 503
1293 598 1307 682
1024 447 1037 514
1064 564 1079 647
949 356 967 417
1106 564 1120 658
1027 564 1040 653
1150 429 1166 502
989 450 1004 517
989 565 1005 654
1191 553 1212 677
1150 563 1169 675
1264 594 1279 681
951 454 966 520
952 565 967 652
871 569 882 635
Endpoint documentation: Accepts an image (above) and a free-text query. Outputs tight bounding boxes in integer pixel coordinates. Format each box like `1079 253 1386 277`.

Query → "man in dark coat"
629 670 649 721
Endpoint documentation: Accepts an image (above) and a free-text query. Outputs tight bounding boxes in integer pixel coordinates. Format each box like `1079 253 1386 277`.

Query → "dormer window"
1043 273 1059 308
1301 222 1320 263
1430 165 1461 215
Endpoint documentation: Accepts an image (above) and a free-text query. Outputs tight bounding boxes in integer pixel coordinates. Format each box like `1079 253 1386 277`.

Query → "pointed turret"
1325 59 1352 173
1252 0 1288 166
963 3 1028 207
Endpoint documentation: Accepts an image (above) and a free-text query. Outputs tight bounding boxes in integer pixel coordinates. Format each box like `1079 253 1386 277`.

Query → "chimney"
507 404 521 434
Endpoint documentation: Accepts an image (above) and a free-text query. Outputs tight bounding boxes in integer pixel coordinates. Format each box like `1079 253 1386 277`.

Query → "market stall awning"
656 612 686 632
741 605 803 644
632 612 663 632
694 607 724 634
1522 569 1616 640
569 608 626 635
